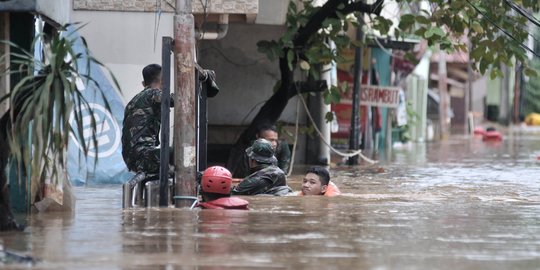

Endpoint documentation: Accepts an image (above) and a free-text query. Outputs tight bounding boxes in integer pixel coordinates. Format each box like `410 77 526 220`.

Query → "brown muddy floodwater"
2 133 540 269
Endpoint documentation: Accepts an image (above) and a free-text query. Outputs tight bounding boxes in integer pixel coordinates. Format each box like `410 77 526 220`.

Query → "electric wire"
465 0 540 58
153 0 162 52
504 0 540 28
294 85 377 163
286 98 300 177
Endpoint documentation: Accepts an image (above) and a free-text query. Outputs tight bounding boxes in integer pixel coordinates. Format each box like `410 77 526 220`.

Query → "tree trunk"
226 57 295 177
225 0 384 176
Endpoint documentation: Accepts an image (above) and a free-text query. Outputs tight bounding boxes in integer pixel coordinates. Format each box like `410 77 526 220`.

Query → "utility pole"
364 52 373 151
348 24 363 165
438 49 449 139
174 0 197 207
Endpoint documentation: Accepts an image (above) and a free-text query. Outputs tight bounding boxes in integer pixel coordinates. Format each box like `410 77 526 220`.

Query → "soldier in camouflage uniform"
231 139 292 196
122 64 173 173
233 124 292 178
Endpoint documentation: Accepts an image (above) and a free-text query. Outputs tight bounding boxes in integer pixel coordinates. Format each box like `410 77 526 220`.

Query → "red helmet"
201 166 232 194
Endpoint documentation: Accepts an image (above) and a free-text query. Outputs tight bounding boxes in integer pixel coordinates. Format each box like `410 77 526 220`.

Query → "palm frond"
1 25 120 190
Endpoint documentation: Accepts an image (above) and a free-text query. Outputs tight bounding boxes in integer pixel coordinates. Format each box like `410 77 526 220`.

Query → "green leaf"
310 68 321 80
333 35 350 47
399 14 415 30
414 27 427 37
324 91 333 104
288 1 297 13
415 15 430 25
524 67 538 77
479 58 490 74
424 28 434 38
331 87 341 103
287 50 294 71
298 16 309 26
470 46 485 60
323 86 341 105
471 21 484 34
424 26 445 39
431 26 446 37
489 68 504 79
325 111 334 122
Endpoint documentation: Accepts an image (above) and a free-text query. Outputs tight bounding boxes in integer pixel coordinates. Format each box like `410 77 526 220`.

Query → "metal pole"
365 51 373 151
159 37 173 207
348 24 363 165
384 109 392 154
197 72 208 171
174 0 197 207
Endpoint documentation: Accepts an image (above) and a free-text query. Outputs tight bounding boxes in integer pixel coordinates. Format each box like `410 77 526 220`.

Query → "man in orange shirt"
299 167 341 197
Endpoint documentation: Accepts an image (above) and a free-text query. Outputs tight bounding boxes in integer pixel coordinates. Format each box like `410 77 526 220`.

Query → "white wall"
199 23 305 126
70 11 309 163
69 12 302 124
37 0 71 25
471 76 487 114
70 10 174 104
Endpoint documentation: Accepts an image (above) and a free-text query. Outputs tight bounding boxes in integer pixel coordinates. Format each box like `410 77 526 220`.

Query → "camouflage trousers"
129 146 174 174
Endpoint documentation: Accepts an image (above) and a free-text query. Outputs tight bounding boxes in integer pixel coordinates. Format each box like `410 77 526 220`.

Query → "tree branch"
342 0 385 15
294 0 385 48
287 80 328 99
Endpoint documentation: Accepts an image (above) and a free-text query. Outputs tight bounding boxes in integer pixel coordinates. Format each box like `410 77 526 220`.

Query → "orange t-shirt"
298 181 341 197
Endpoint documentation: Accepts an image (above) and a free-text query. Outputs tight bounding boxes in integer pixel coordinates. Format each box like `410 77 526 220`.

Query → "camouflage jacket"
276 139 291 173
121 87 173 171
234 139 291 178
231 164 288 196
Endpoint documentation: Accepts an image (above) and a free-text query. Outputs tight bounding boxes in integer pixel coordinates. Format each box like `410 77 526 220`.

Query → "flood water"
2 133 540 269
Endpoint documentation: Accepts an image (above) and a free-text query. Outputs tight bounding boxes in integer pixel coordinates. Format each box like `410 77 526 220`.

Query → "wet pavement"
1 133 540 269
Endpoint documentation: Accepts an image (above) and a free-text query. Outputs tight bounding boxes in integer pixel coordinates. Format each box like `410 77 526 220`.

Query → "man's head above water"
246 138 277 168
201 166 232 201
256 123 279 151
302 166 330 196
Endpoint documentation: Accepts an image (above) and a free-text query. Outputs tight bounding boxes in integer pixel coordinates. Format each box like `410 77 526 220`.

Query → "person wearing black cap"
231 139 291 196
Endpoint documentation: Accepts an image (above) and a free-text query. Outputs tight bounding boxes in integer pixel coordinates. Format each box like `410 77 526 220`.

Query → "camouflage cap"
246 138 277 165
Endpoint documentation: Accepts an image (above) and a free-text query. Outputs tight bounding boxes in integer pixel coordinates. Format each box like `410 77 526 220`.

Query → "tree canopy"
228 0 540 172
259 0 540 81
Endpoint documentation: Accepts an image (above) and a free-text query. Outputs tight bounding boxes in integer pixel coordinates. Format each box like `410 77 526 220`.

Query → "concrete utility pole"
438 49 449 139
174 0 197 207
